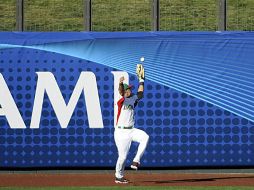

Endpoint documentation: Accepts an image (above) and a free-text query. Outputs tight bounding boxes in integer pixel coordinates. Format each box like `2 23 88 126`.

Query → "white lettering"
0 71 129 129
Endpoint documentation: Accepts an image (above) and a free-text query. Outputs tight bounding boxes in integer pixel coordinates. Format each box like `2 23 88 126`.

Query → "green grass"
1 1 254 31
0 0 16 31
0 187 254 190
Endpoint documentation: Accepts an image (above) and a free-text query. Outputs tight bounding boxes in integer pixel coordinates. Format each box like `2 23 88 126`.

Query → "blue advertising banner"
0 32 254 168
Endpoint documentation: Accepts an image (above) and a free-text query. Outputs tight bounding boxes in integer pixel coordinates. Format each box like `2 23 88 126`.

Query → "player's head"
123 83 133 98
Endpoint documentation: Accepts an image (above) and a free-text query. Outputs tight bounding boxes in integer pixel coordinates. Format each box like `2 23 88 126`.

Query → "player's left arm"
137 82 144 100
136 64 145 100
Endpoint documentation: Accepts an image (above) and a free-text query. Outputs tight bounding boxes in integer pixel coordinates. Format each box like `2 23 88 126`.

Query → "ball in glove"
136 64 145 82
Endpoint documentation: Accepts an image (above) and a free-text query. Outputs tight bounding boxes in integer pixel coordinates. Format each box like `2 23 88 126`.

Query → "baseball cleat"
130 161 140 170
115 177 129 184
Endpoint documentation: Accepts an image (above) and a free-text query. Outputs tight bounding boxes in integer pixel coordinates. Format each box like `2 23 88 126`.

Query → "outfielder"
114 63 149 184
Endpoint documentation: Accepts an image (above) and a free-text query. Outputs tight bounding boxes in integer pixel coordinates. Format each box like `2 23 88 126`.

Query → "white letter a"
0 74 26 128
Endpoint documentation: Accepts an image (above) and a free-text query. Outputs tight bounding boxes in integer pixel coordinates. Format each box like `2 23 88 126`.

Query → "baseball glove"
136 64 145 82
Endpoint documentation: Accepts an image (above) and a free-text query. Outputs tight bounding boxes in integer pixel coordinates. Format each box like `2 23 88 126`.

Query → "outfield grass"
1 0 254 31
0 187 254 190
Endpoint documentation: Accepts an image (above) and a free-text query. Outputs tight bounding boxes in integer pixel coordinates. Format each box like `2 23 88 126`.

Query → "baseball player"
114 64 149 184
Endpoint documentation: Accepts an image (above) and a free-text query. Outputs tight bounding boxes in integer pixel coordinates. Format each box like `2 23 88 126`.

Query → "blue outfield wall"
0 32 254 168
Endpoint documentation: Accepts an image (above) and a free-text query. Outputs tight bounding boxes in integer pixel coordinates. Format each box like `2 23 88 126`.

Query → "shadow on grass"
142 176 254 184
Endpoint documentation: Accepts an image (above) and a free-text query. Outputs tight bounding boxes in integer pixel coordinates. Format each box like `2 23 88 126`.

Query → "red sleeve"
116 97 125 125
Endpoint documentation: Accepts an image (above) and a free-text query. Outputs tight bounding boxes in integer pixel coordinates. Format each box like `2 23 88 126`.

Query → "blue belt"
117 126 133 129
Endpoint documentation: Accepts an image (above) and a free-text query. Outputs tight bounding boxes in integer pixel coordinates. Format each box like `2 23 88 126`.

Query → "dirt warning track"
0 171 254 187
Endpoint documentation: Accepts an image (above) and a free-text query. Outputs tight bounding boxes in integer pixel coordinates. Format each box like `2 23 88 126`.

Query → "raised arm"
136 64 145 99
137 81 144 99
118 76 124 96
138 81 144 92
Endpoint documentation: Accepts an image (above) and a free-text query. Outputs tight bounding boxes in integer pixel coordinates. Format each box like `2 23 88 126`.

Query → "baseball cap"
123 83 133 91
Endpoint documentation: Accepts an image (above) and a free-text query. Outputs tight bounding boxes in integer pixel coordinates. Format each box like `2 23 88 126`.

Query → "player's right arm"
119 76 124 96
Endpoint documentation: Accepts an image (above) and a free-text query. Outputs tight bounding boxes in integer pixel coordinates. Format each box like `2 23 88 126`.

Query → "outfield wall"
0 32 254 168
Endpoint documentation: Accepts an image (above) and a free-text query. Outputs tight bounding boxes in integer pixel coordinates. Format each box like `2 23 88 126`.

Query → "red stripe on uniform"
116 97 125 125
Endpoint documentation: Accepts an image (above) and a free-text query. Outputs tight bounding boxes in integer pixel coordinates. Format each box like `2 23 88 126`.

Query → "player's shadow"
142 176 254 184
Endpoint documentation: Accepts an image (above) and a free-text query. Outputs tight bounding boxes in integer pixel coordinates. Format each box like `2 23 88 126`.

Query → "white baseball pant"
114 127 149 178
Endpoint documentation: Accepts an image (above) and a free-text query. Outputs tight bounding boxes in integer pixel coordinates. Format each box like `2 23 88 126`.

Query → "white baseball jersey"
116 94 139 127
